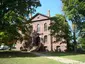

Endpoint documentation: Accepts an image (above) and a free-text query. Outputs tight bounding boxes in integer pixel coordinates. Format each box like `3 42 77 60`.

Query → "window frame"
44 23 48 31
44 35 47 43
37 24 40 32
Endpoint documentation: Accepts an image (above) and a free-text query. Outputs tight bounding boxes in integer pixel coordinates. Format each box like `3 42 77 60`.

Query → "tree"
78 37 85 51
0 0 41 49
78 21 85 51
49 14 71 51
61 0 85 52
77 0 85 16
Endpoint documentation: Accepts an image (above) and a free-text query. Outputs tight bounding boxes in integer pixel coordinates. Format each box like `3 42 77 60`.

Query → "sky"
35 0 72 30
35 0 63 16
34 0 72 30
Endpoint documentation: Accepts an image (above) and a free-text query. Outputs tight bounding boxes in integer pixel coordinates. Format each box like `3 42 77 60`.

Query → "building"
29 11 67 52
15 11 67 52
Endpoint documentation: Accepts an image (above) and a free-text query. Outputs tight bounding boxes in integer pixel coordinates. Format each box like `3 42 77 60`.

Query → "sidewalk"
31 52 85 64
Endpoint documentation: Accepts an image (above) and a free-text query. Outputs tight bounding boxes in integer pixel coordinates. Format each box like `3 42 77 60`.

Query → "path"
31 52 85 64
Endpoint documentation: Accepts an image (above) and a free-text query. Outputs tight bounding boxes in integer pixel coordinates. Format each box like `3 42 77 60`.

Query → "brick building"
15 11 67 52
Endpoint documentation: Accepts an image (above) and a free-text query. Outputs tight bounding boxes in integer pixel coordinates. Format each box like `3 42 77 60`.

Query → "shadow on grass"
0 50 85 58
0 50 38 58
40 51 85 57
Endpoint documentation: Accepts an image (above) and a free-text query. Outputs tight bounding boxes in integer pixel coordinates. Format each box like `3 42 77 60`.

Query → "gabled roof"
25 13 51 24
29 13 50 21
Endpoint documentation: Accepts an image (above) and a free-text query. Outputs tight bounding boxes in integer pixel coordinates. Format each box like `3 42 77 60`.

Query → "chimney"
47 10 50 17
29 13 32 18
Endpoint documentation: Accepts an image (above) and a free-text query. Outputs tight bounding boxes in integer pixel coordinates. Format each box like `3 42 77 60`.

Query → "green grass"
0 57 62 64
0 51 62 64
41 52 85 62
61 54 85 62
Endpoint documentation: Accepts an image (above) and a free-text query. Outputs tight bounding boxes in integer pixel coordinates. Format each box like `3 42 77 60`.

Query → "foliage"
61 0 85 52
77 0 85 17
62 0 83 29
61 0 85 33
49 14 71 51
49 14 70 36
0 0 41 48
78 37 85 51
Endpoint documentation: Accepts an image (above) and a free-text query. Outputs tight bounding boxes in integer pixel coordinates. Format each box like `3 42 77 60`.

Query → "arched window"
44 35 47 43
44 23 47 31
37 24 40 32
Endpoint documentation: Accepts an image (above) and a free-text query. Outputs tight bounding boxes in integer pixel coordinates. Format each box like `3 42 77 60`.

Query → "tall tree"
61 0 85 52
78 21 85 51
0 0 41 49
49 14 71 51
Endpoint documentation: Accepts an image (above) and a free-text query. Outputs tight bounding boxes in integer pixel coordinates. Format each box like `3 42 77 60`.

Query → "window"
44 23 47 31
44 35 47 43
37 24 40 32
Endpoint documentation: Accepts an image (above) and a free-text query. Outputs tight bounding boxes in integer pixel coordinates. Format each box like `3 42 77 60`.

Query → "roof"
30 13 50 20
25 13 51 24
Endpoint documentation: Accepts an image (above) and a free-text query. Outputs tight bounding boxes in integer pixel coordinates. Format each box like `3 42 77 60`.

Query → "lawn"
0 51 62 64
62 54 85 62
41 52 85 62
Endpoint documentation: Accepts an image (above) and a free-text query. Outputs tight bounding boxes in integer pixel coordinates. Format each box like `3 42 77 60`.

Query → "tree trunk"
73 22 77 53
67 39 70 51
73 31 77 52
